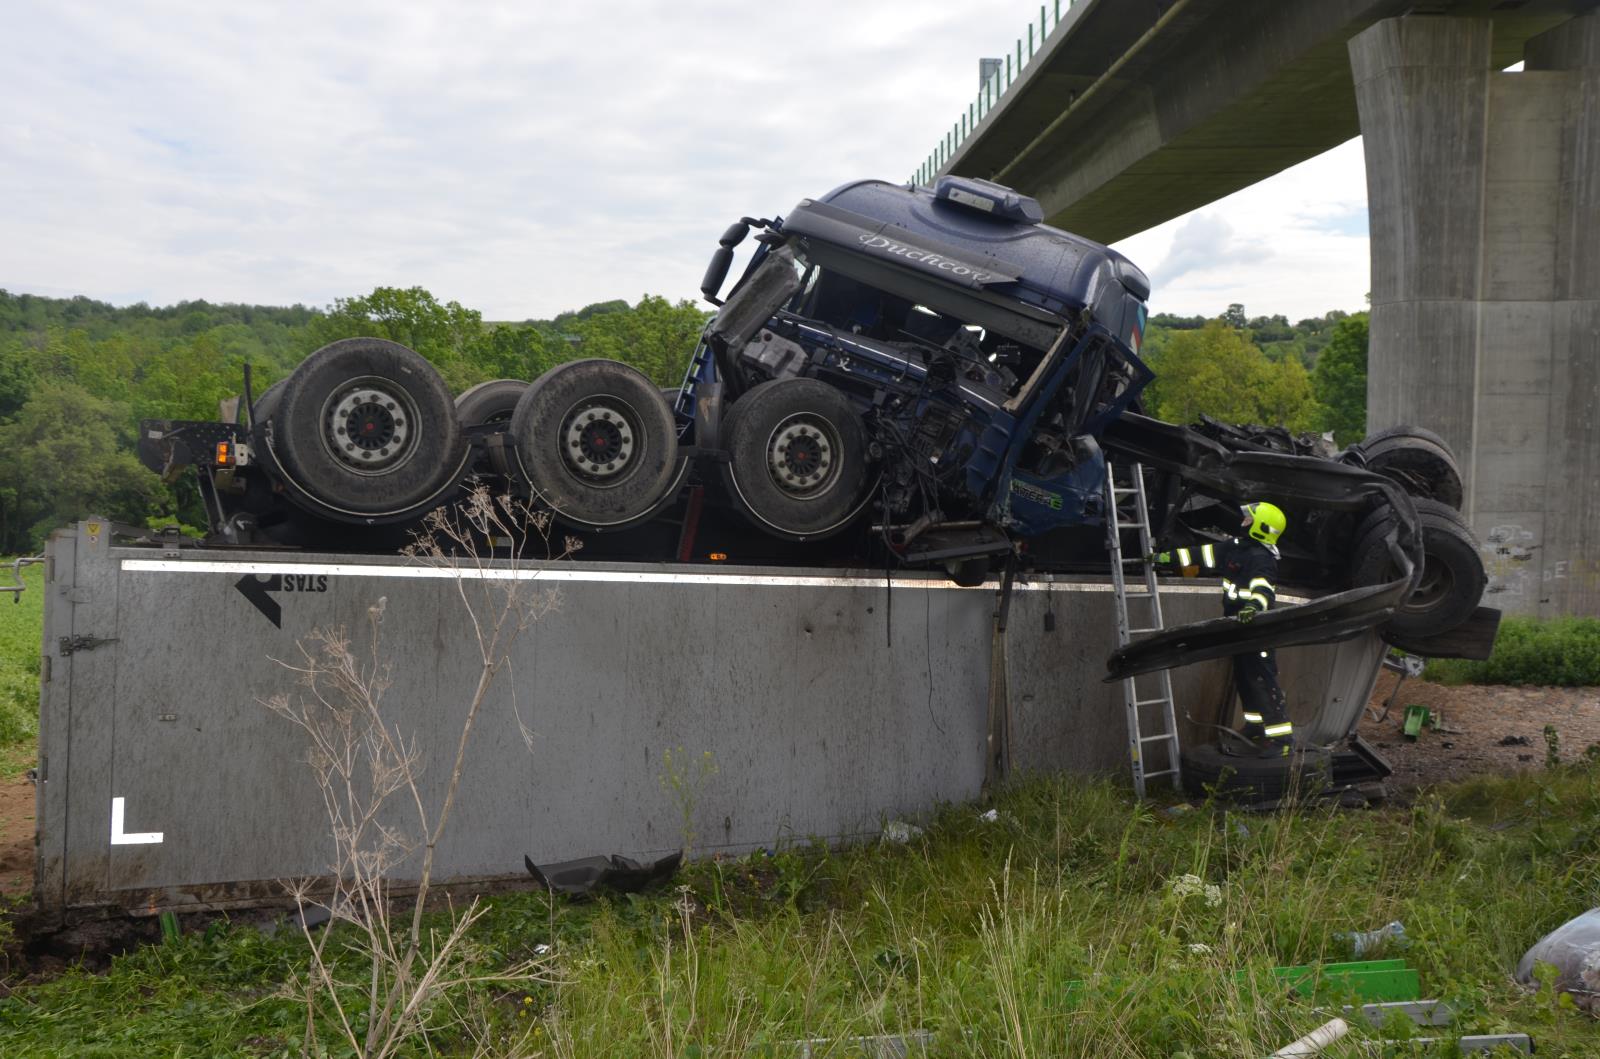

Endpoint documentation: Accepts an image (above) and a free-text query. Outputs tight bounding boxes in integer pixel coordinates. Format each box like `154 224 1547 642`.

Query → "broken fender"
1104 575 1412 682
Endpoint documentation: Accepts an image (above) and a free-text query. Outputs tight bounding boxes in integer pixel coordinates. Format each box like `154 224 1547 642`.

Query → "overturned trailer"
33 520 1391 919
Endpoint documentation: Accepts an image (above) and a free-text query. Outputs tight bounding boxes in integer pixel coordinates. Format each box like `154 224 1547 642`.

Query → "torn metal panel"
523 852 682 897
1105 578 1410 682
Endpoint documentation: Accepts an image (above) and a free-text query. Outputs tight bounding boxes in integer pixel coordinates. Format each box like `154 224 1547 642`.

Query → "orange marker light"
215 441 233 466
708 552 728 562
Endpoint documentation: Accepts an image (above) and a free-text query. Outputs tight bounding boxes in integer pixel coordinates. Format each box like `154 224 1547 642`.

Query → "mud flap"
1382 606 1501 661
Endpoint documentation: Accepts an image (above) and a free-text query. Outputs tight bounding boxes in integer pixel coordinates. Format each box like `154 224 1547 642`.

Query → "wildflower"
1169 873 1222 908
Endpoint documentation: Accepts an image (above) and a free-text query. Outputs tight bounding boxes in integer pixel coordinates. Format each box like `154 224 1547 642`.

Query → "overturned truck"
139 176 1495 669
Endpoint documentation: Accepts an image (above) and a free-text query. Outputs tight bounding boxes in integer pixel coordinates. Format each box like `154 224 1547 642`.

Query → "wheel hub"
1409 556 1455 610
767 416 837 498
561 399 637 481
322 379 417 475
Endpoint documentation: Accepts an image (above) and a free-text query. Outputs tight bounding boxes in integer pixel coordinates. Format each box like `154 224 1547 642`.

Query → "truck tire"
1357 426 1464 510
455 379 527 428
511 359 681 529
723 378 870 540
457 379 528 477
270 338 467 517
1351 497 1484 639
248 379 286 427
1180 743 1330 800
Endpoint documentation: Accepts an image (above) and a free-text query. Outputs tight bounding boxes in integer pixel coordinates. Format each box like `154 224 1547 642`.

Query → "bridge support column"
1351 15 1600 617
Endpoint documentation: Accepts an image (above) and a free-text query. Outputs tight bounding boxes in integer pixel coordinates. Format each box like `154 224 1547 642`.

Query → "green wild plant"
660 746 719 855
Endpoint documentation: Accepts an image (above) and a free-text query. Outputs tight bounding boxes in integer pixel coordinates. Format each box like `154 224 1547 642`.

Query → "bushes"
1426 616 1600 687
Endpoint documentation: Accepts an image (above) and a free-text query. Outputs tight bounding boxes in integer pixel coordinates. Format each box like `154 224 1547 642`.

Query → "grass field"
0 561 42 746
3 767 1600 1057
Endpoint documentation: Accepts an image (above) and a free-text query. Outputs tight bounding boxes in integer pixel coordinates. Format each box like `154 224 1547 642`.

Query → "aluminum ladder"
1104 459 1183 798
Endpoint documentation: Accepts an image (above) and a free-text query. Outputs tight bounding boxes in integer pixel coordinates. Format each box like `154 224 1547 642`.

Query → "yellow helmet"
1242 501 1287 546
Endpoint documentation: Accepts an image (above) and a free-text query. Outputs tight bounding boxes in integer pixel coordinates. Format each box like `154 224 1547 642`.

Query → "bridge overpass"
923 0 1600 617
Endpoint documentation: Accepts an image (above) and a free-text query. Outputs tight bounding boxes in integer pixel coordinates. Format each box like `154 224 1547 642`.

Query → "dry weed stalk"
262 487 579 1058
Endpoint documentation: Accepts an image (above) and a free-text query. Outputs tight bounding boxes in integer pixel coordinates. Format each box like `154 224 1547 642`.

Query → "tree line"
1141 304 1369 445
0 289 1365 554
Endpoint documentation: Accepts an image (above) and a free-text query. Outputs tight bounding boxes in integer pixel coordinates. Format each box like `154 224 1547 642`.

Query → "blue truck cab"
685 175 1154 550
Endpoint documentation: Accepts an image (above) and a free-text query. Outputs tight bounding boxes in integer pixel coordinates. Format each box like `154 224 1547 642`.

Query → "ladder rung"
1142 768 1179 779
1134 697 1170 708
1128 626 1160 634
1140 732 1177 743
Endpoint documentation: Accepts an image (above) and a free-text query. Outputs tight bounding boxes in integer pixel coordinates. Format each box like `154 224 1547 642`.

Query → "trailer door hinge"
58 635 119 656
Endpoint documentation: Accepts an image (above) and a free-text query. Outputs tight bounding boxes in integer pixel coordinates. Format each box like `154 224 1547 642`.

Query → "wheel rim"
560 396 642 485
764 413 841 499
319 377 421 476
1407 554 1456 612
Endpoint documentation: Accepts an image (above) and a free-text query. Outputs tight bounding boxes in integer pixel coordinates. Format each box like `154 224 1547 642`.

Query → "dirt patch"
1359 674 1600 790
0 767 33 895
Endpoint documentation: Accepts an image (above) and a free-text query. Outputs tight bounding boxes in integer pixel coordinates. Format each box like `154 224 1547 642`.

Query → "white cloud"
2 2 1372 323
1113 138 1371 322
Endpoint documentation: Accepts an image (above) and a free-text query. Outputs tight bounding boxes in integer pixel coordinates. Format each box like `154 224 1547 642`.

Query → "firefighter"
1150 501 1293 757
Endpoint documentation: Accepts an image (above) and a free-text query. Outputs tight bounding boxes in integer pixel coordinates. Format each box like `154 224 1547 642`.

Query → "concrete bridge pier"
1350 14 1600 617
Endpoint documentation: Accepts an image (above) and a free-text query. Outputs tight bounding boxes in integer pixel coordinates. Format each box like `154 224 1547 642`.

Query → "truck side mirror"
702 221 753 305
702 247 735 305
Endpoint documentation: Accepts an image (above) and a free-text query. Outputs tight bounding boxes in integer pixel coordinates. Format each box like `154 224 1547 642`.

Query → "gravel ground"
1358 675 1600 789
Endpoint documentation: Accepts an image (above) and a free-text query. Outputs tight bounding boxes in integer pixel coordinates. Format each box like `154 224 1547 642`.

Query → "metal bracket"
2 555 45 603
58 635 119 656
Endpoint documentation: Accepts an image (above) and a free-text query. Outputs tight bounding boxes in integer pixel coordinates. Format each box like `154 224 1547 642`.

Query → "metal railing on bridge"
912 1 1078 188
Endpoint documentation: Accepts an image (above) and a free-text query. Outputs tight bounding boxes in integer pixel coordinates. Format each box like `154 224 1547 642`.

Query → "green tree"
558 295 709 385
307 287 486 390
1311 312 1369 444
0 381 163 551
1145 321 1321 431
1221 303 1248 329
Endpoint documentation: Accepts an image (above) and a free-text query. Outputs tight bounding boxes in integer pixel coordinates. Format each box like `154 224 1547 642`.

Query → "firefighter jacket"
1170 537 1279 617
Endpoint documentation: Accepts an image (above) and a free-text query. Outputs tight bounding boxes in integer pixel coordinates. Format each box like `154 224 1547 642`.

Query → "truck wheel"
457 379 528 477
270 338 467 517
511 359 681 528
724 378 869 540
1357 426 1464 510
1351 497 1484 639
455 379 527 428
1180 743 1330 800
248 379 286 427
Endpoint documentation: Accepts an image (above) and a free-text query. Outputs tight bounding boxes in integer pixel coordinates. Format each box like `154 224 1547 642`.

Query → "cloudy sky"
1 1 1371 323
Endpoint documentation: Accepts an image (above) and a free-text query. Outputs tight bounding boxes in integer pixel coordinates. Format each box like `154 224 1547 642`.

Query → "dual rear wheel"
254 338 467 521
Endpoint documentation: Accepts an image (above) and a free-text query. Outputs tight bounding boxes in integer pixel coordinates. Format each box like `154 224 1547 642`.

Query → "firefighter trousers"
1234 648 1291 741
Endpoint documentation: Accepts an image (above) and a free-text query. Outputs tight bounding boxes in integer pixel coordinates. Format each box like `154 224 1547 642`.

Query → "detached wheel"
1358 426 1464 510
1351 497 1484 639
723 378 869 540
1180 744 1330 800
511 359 681 529
270 338 466 518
